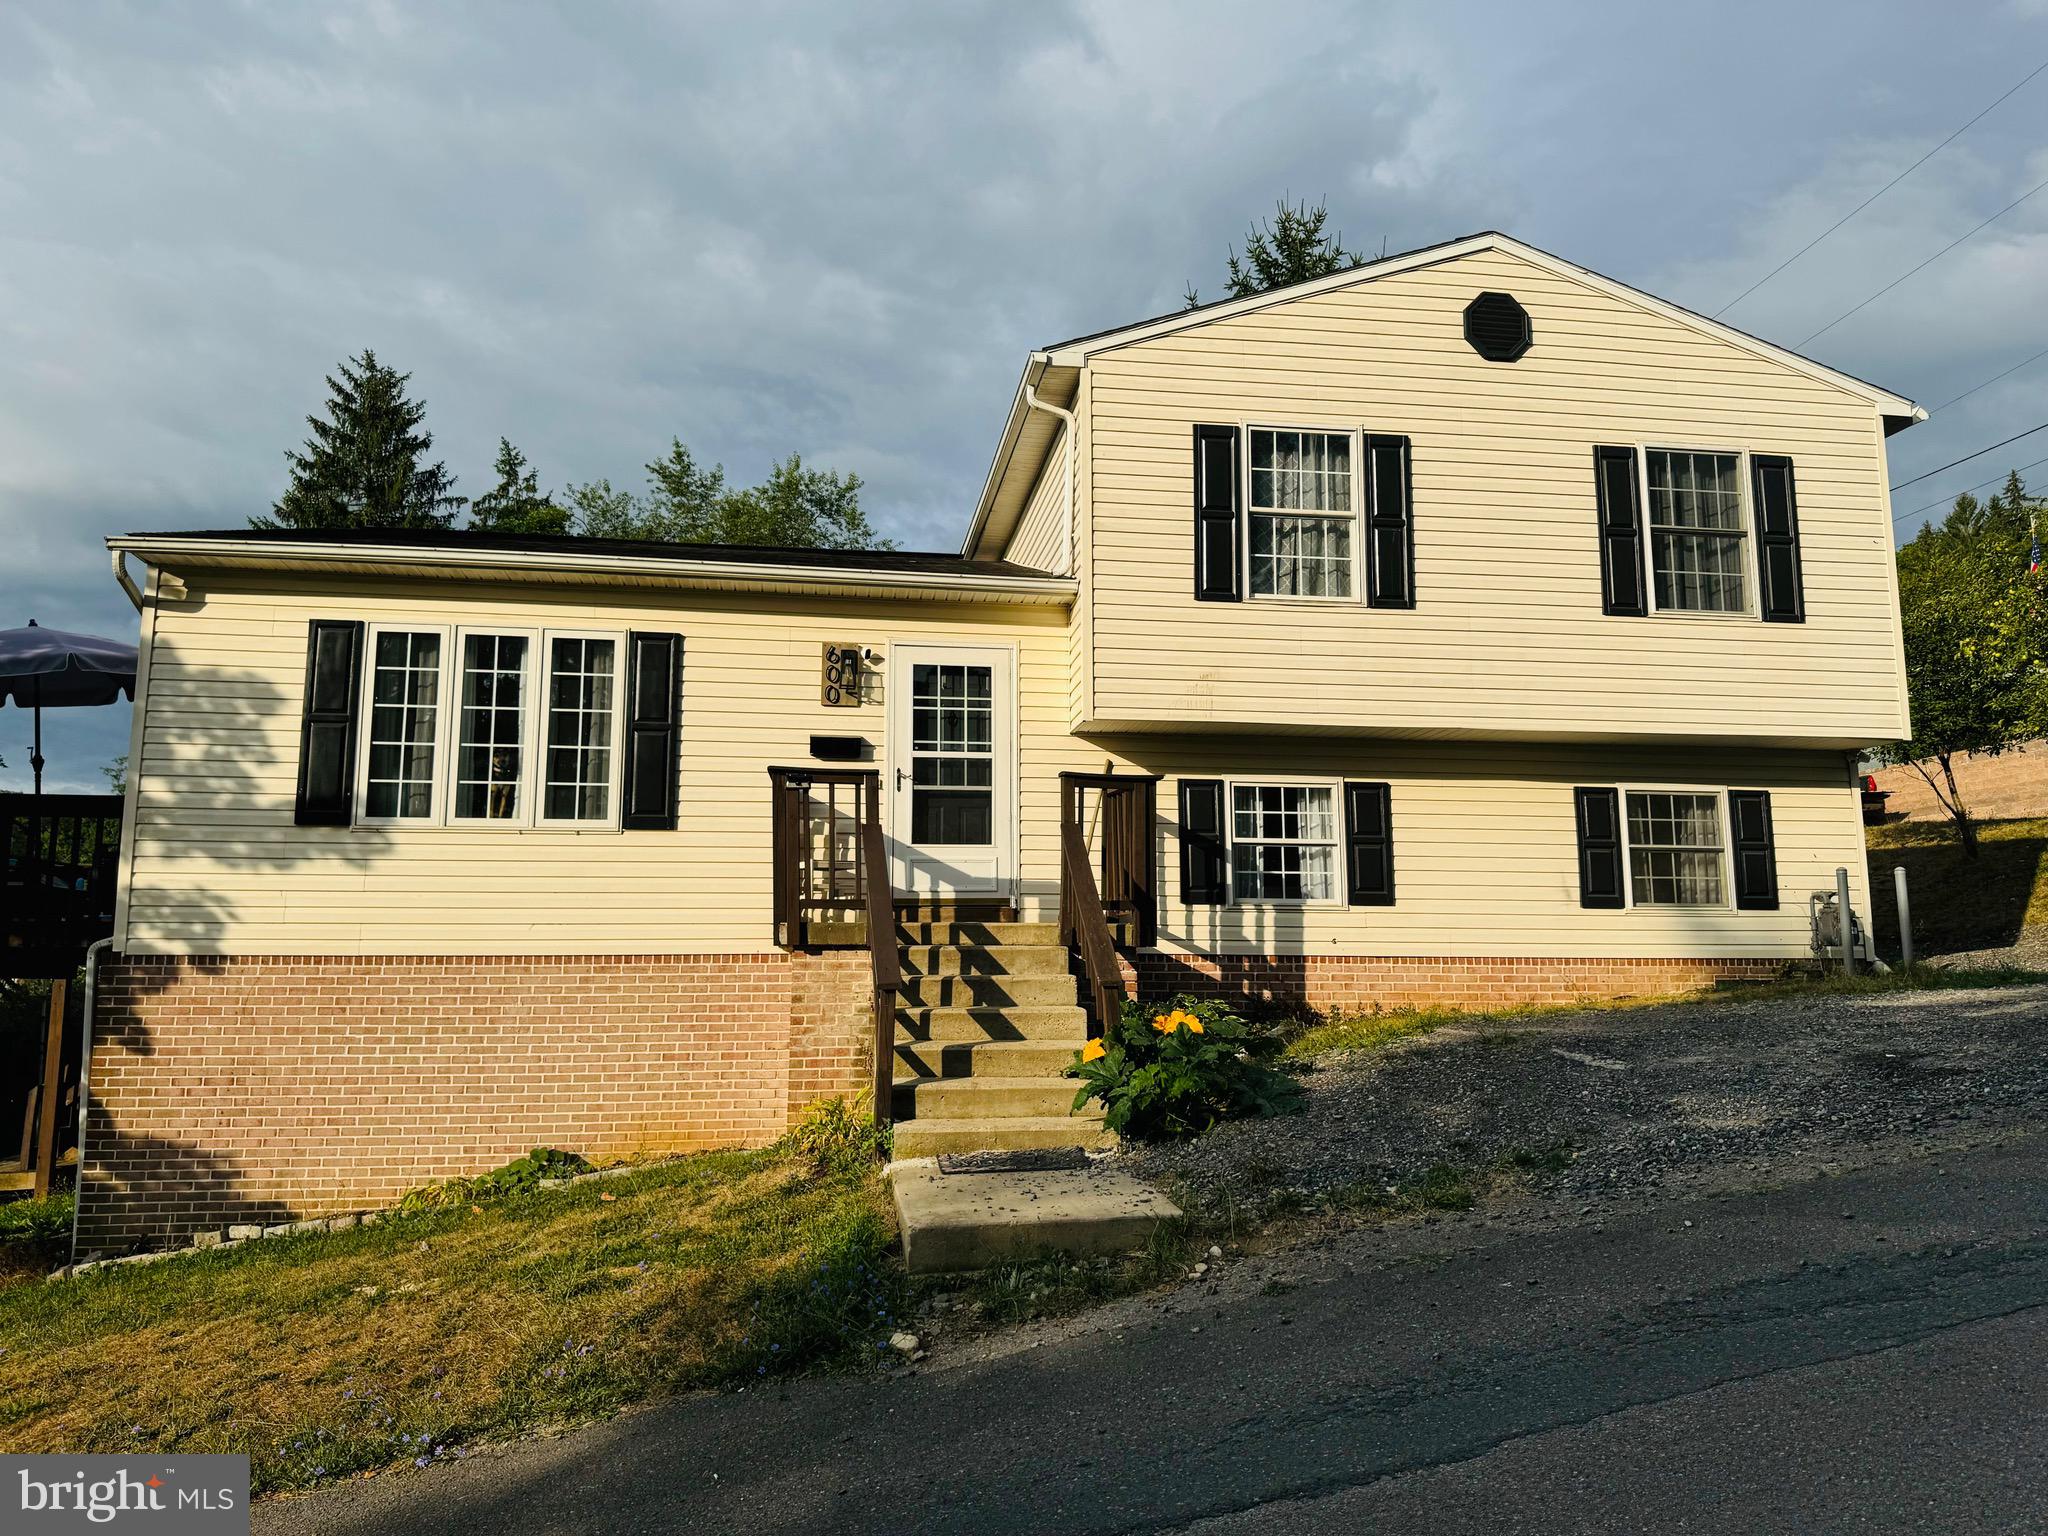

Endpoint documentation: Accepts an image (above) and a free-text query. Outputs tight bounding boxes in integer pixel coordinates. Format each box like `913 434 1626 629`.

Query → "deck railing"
1058 772 1159 1034
1 792 122 978
767 768 901 1127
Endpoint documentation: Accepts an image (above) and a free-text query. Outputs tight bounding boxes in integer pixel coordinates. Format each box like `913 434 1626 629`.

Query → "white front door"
888 644 1013 897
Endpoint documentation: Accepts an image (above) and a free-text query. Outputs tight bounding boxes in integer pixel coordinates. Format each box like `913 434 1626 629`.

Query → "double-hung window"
1624 790 1728 907
1644 449 1749 615
1248 428 1355 598
356 624 625 828
1230 782 1339 902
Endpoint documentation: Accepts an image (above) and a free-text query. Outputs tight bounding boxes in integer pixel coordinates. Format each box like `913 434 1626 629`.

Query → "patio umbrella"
0 620 138 794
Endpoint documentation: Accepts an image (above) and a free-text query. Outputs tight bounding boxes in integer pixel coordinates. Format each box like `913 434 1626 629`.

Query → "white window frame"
351 623 628 831
534 628 628 830
1617 784 1734 911
1242 423 1365 605
1635 443 1760 622
355 622 454 828
447 625 539 827
1223 775 1345 907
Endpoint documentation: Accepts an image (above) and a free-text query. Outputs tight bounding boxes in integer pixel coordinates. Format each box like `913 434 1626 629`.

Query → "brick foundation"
79 952 871 1250
1123 952 1795 1016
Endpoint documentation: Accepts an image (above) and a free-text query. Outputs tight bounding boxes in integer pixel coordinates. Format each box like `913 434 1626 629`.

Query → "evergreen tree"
469 438 569 536
1186 197 1369 308
259 350 465 531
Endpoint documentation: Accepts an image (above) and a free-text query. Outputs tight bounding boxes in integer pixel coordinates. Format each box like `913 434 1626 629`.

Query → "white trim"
1241 423 1365 605
354 623 453 828
1635 443 1761 622
1222 775 1346 908
103 535 1076 606
884 639 1019 900
1617 784 1734 912
445 626 539 828
533 629 628 830
110 563 160 950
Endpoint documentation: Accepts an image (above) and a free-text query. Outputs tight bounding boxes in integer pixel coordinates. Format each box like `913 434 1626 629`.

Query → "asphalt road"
260 1135 2048 1536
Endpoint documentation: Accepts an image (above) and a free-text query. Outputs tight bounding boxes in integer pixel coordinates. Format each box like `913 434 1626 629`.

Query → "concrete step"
888 1161 1181 1274
898 973 1078 1008
891 1115 1119 1158
895 1005 1090 1042
899 944 1072 979
896 921 1061 947
895 900 1015 923
892 1074 1083 1120
893 1038 1085 1079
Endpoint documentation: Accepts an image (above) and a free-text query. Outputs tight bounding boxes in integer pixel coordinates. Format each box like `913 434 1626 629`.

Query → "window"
1644 449 1748 614
908 662 994 845
453 633 528 821
1249 428 1354 598
365 629 443 820
1230 783 1338 901
543 636 617 823
356 626 626 828
1625 790 1727 907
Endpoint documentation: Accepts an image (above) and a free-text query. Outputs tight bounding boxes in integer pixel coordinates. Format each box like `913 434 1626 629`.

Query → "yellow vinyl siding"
1082 246 1908 745
1002 420 1067 574
120 567 1866 961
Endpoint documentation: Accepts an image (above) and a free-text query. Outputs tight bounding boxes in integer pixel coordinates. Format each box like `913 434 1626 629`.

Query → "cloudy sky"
4 0 2046 788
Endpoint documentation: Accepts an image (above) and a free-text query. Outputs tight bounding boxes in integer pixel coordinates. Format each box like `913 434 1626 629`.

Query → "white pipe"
69 937 112 1268
1022 380 1077 577
111 550 143 612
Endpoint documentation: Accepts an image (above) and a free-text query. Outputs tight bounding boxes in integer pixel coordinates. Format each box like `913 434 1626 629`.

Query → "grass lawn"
1866 815 2048 958
0 1116 897 1493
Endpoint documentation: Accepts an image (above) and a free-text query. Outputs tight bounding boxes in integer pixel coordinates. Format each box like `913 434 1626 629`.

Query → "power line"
1890 419 2048 492
1891 451 2048 526
1799 173 2048 346
1927 342 2048 415
1716 57 2048 319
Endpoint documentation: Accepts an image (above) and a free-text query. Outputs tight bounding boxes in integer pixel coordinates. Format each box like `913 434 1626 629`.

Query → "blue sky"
4 0 2046 788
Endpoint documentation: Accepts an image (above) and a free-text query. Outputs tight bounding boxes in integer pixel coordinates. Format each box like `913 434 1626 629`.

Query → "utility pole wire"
1799 173 2048 346
1927 342 2048 416
1715 58 2048 318
1889 419 2048 492
1891 451 2048 525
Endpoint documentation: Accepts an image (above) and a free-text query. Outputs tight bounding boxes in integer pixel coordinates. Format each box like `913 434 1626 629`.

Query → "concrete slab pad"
887 1157 1182 1274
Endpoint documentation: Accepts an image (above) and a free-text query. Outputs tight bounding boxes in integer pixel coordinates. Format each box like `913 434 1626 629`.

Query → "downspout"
68 937 113 1268
112 550 143 613
1022 381 1077 577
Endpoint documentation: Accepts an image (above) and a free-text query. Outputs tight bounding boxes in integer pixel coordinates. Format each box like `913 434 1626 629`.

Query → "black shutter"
1178 779 1227 905
1193 425 1241 602
1343 781 1394 905
1729 790 1779 910
1574 786 1626 909
1750 455 1805 624
621 632 682 830
294 619 363 827
1593 446 1646 617
1363 434 1415 609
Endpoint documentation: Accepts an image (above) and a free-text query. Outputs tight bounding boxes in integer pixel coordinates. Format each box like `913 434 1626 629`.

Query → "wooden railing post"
858 777 900 1130
32 978 66 1199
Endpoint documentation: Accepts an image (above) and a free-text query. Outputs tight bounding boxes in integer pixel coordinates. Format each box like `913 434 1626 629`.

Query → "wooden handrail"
1061 819 1127 1038
1057 772 1159 948
765 767 900 1129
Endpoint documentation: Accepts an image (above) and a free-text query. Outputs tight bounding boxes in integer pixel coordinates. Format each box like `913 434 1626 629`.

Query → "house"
82 232 1921 1248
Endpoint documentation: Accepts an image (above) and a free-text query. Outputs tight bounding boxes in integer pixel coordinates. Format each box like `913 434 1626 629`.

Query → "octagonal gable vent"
1463 291 1531 362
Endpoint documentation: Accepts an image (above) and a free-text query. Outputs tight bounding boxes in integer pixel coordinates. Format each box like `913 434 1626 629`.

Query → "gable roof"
962 231 1925 558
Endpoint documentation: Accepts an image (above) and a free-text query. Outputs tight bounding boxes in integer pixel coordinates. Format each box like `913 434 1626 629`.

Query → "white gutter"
103 535 1076 605
1021 378 1077 576
111 550 143 612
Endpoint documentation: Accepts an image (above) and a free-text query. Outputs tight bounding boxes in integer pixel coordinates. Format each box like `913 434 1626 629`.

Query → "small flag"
2033 532 2042 575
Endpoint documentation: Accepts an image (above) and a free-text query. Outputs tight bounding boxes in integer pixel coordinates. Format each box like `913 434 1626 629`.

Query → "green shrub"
1065 995 1302 1140
0 1192 74 1243
398 1148 591 1213
779 1096 887 1172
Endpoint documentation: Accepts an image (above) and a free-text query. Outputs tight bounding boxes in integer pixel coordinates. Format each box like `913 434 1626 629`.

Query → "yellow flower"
1185 1019 1204 1034
1080 1038 1107 1062
1152 1012 1176 1033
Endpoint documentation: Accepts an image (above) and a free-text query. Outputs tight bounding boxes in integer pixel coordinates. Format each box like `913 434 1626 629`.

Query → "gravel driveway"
1124 982 2048 1213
